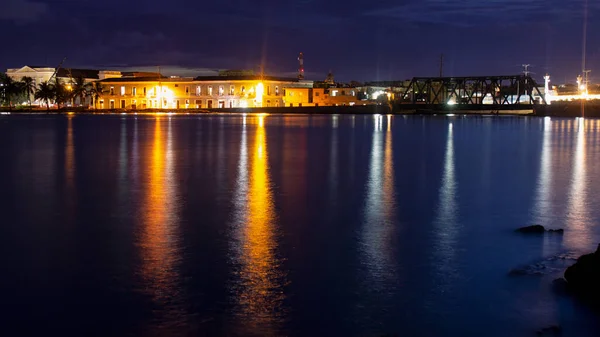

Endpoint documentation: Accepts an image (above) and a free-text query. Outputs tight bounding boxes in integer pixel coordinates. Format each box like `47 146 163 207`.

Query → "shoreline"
1 102 599 117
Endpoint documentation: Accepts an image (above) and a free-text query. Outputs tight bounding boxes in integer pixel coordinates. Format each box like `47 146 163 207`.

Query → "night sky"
1 0 599 83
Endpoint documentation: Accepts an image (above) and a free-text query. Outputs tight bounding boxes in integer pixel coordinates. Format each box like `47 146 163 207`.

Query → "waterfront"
1 114 600 336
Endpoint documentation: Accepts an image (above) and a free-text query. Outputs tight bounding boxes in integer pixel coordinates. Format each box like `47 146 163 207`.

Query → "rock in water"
536 325 561 336
552 278 569 295
564 244 600 306
516 225 546 234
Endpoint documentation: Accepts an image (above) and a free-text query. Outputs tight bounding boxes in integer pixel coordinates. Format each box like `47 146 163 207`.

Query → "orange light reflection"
232 115 285 334
139 117 183 321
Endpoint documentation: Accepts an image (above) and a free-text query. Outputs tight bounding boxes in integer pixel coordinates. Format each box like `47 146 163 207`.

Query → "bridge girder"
398 75 547 106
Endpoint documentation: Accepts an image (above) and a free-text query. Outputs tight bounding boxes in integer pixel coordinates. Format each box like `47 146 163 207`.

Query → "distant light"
447 114 455 117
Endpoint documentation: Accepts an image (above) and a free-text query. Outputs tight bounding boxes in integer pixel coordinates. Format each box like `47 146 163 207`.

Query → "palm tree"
35 81 55 111
21 76 35 108
0 74 19 110
86 81 104 109
54 78 70 109
70 75 86 107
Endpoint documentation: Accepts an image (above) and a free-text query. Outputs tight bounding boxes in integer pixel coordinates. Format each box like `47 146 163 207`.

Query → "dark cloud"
0 0 48 23
0 0 598 82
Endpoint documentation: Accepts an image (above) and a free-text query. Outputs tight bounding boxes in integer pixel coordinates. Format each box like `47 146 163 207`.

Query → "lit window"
208 86 213 96
331 90 338 96
110 87 114 95
219 86 224 96
241 86 245 93
185 86 190 95
230 85 235 95
132 87 137 96
275 86 279 95
143 87 147 95
120 86 125 96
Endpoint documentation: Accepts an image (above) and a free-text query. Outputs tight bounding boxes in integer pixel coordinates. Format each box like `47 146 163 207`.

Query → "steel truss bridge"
394 75 547 112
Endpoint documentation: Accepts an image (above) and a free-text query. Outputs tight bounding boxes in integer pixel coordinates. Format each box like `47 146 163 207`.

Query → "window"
351 90 355 96
267 85 271 95
132 99 137 109
174 84 179 88
185 86 189 95
275 86 279 95
230 85 234 95
208 86 213 96
341 90 346 96
195 99 201 108
120 86 125 96
219 85 224 96
143 87 147 95
132 87 137 96
185 99 189 108
196 86 201 96
331 90 338 97
316 92 320 96
110 87 114 95
120 100 125 108
241 86 245 94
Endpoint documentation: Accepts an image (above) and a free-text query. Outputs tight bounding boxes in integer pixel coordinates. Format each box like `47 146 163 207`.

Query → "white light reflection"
360 115 397 291
433 122 459 285
533 118 554 253
329 115 338 199
565 118 591 251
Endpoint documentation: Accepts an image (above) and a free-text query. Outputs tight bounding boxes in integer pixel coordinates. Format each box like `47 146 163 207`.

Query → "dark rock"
552 278 569 294
563 244 600 306
516 225 546 234
536 325 561 336
515 225 564 234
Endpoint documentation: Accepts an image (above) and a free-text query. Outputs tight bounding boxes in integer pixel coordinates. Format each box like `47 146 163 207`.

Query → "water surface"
1 114 599 336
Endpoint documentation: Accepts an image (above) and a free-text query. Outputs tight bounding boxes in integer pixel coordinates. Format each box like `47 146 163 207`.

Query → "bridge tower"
297 52 305 80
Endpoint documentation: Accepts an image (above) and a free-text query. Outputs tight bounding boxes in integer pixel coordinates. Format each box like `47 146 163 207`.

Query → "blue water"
0 114 599 336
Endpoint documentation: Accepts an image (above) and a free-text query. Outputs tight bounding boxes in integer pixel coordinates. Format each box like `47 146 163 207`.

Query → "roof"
57 68 100 79
97 76 191 83
192 75 300 82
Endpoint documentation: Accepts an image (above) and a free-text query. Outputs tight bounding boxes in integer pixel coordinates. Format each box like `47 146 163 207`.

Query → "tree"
0 72 7 106
70 75 86 107
0 75 24 110
35 81 55 111
86 81 104 109
54 78 69 109
21 76 35 108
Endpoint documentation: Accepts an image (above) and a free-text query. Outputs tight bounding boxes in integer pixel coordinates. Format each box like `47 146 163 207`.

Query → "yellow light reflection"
231 114 284 334
65 115 75 190
565 118 591 251
360 115 397 290
139 117 183 318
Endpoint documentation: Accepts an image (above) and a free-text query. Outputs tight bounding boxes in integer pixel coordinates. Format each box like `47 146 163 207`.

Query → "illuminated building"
96 75 312 109
283 87 364 107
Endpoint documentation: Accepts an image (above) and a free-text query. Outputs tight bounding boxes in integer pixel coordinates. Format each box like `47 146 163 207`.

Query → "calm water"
1 114 599 337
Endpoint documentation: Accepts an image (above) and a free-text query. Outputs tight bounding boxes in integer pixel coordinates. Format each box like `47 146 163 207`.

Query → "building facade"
96 75 313 109
283 87 363 107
